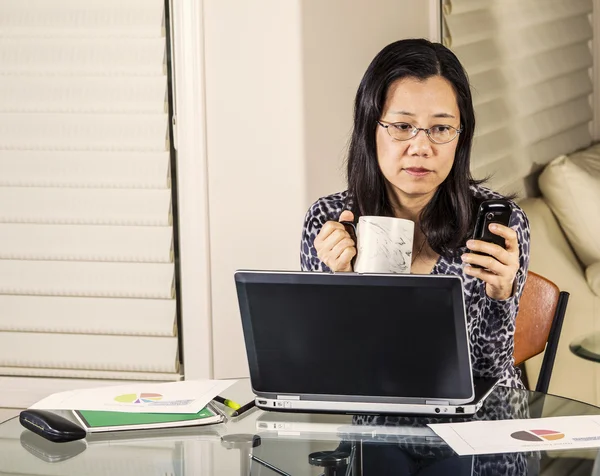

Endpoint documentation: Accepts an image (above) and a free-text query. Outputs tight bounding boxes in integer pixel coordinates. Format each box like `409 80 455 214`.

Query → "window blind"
442 0 594 194
0 0 180 381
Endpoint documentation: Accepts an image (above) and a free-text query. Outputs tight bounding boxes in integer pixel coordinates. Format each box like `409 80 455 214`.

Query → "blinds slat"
471 154 530 189
443 0 593 188
493 0 591 27
0 151 170 188
446 0 591 46
0 224 173 262
452 38 500 75
469 42 592 90
0 0 164 37
0 367 181 381
471 59 592 104
471 127 514 164
0 0 180 383
517 96 592 146
0 114 168 151
474 70 593 134
513 70 593 117
472 98 511 136
0 261 174 298
523 124 593 167
0 332 178 372
0 188 172 225
471 154 509 182
0 76 167 113
471 124 593 190
503 15 592 60
443 0 488 16
470 69 508 106
444 8 495 47
0 38 165 75
0 295 176 336
472 98 592 167
453 16 592 74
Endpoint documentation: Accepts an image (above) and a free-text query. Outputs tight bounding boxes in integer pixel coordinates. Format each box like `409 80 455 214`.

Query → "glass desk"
571 332 600 362
1 381 600 475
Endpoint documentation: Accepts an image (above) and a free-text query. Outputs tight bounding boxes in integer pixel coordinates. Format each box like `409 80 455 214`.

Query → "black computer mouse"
20 410 86 443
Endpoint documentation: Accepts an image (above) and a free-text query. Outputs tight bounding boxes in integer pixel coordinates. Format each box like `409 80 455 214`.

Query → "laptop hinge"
277 395 300 400
426 400 450 405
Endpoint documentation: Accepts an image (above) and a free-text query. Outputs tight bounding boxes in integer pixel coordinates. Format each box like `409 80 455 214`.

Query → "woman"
300 39 530 388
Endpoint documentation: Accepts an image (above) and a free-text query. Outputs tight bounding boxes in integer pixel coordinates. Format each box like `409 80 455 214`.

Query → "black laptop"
235 270 498 416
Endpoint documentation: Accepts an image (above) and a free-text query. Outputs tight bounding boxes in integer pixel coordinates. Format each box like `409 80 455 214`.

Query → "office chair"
513 271 569 394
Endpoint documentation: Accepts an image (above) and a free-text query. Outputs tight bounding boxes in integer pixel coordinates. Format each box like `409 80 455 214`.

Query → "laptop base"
255 377 499 417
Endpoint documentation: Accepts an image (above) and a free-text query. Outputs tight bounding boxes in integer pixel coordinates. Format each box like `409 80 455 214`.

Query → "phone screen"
470 199 512 266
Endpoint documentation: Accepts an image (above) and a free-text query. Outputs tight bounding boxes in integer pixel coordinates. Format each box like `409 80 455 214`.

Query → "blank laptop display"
235 271 475 406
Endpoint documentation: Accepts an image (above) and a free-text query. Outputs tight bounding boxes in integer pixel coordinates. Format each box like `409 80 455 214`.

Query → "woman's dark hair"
347 38 481 256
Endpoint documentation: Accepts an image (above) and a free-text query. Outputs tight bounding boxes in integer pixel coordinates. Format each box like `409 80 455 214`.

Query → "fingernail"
461 254 469 261
466 240 474 248
490 223 498 231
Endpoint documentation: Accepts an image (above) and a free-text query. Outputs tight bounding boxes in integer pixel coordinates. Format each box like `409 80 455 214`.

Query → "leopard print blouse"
300 184 530 389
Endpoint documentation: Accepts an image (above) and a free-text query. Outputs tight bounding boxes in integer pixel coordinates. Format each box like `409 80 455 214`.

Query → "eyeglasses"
377 120 462 144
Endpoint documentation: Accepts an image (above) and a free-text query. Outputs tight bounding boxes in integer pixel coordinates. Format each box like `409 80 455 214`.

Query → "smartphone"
469 199 513 268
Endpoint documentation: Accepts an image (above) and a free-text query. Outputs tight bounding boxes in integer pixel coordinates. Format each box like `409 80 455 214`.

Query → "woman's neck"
386 183 435 223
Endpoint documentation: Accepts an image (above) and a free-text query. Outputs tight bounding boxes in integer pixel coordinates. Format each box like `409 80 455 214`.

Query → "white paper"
29 379 236 414
429 415 600 455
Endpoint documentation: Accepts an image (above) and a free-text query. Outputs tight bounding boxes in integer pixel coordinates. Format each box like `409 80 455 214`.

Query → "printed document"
30 379 236 414
429 415 600 455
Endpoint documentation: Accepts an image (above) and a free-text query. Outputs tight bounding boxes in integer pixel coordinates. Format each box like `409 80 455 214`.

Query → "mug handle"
339 220 357 271
339 220 357 241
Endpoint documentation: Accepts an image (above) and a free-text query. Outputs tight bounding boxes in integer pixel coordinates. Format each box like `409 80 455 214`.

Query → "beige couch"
519 144 600 407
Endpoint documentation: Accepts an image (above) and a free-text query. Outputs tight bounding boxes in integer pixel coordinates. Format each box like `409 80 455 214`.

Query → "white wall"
203 1 432 378
203 0 307 378
301 1 432 202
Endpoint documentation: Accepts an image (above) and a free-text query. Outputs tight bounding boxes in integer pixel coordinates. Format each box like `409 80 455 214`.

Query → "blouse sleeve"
300 199 332 272
467 205 531 385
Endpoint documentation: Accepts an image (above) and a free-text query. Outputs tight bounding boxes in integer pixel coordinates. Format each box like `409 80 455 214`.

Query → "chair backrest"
513 271 561 366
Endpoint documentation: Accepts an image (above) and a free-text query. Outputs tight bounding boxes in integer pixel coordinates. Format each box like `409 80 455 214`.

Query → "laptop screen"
235 272 474 402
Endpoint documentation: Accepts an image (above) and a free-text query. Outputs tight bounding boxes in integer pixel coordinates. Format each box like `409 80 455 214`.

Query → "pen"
231 400 256 417
213 395 241 411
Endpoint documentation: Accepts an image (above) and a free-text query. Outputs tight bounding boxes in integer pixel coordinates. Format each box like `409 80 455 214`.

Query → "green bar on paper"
77 406 218 430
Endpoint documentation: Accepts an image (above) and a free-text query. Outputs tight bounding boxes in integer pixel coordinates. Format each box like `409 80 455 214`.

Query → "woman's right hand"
314 210 356 272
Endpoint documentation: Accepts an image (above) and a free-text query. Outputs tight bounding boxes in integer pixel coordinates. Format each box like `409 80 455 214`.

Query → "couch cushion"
587 262 600 296
568 142 600 176
519 198 598 405
538 149 600 267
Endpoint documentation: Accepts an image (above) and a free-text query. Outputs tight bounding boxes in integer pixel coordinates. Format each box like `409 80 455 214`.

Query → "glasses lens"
429 125 457 144
387 123 416 140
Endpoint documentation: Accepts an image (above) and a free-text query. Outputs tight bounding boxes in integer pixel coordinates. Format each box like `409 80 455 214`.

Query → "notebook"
234 270 498 416
72 403 224 433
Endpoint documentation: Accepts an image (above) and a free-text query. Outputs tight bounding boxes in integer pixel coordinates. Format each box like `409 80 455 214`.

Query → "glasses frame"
377 120 463 144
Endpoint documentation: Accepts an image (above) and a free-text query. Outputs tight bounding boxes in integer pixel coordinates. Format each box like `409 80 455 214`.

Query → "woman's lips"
404 167 431 177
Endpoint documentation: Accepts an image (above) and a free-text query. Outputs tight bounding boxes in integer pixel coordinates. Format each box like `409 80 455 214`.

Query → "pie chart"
511 429 565 442
114 393 163 404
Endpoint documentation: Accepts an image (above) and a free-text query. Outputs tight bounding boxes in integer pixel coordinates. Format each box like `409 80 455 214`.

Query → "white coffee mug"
342 216 415 274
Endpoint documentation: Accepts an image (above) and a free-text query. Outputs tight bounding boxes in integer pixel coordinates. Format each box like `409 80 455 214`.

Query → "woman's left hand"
461 223 520 301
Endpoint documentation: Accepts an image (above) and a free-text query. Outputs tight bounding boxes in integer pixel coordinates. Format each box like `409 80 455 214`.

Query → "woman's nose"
407 129 433 156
